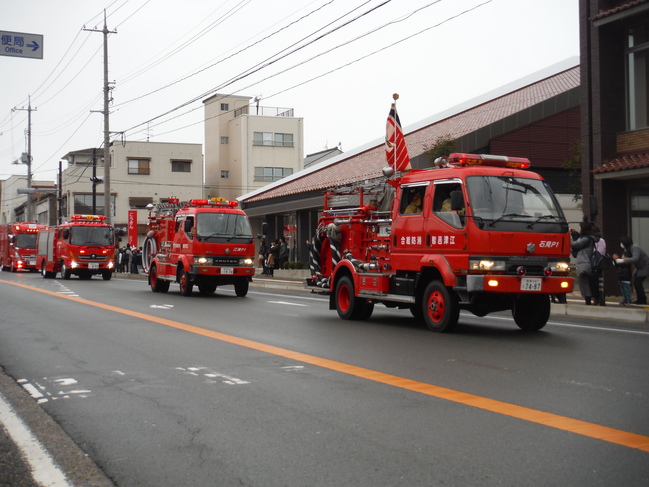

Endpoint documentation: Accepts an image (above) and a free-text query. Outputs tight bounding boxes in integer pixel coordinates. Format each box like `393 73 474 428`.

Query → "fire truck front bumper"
465 275 573 294
191 266 255 278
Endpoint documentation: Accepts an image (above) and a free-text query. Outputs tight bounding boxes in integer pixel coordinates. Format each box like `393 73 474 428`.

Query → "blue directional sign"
0 31 43 59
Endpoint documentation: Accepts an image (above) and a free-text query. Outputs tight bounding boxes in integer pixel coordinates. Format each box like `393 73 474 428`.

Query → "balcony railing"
234 105 294 118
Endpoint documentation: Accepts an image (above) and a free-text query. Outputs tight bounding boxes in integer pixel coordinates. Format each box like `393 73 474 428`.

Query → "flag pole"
392 93 399 173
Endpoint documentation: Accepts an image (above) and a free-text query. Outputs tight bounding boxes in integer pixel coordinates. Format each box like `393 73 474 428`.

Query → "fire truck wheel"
512 295 550 331
149 265 170 293
102 270 112 281
179 270 193 296
234 279 249 297
421 281 459 332
334 275 372 320
60 263 72 280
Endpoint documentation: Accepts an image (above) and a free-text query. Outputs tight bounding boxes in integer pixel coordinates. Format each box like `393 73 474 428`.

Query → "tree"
423 135 457 165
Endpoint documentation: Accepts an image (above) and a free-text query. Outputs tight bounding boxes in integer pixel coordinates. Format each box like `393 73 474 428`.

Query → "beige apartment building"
203 93 304 203
61 140 203 246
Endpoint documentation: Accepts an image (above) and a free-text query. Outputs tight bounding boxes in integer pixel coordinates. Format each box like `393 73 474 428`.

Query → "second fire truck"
37 214 116 280
143 197 256 296
307 153 574 332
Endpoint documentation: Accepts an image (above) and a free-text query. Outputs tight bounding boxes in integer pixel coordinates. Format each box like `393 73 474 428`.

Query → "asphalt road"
1 271 648 486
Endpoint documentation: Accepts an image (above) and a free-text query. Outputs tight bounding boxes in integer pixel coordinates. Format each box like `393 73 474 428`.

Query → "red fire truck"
143 197 255 296
37 214 116 280
307 153 574 332
0 222 46 272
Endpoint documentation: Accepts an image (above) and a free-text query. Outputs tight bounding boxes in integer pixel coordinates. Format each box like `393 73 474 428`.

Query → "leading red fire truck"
307 153 574 332
37 214 116 280
0 222 46 272
143 197 255 296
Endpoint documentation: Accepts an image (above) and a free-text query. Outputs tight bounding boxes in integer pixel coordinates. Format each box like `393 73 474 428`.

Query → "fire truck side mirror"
259 222 268 239
450 191 464 211
62 228 70 240
8 235 14 245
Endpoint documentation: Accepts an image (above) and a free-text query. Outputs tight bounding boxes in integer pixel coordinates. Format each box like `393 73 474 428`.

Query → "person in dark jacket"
615 236 649 305
570 220 600 305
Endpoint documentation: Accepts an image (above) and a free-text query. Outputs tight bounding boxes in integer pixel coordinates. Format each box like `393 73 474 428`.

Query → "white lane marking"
176 366 249 385
267 300 307 307
150 304 174 309
0 392 73 487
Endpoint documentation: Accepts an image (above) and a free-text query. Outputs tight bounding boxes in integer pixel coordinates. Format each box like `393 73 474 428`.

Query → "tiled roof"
592 152 649 174
591 0 649 21
244 65 580 203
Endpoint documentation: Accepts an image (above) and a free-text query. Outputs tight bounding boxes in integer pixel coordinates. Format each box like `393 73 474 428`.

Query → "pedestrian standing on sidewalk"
570 219 599 305
612 247 633 305
589 225 606 305
615 236 649 305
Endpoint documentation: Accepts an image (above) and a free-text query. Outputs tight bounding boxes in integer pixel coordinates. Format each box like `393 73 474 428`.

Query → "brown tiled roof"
244 65 580 203
591 0 649 21
592 152 649 174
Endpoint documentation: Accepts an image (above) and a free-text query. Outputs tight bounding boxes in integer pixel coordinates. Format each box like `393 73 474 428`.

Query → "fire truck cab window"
196 213 253 243
401 188 424 214
70 226 113 246
174 215 183 233
184 216 195 240
434 183 465 228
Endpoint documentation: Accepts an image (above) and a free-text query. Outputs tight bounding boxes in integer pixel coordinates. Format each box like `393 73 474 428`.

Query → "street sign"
0 31 43 59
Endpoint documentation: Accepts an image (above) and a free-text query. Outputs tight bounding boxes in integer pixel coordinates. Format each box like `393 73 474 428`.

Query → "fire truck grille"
78 255 109 262
212 257 239 266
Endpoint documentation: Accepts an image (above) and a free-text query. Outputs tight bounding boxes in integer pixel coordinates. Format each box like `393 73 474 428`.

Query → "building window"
220 103 229 111
254 166 293 181
221 171 229 179
253 132 294 147
274 133 293 147
171 160 191 172
627 22 649 130
220 136 229 145
73 194 115 217
129 196 154 209
128 158 150 175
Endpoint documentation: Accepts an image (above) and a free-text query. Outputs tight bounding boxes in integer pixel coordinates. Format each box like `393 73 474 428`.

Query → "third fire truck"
37 214 116 280
307 153 574 332
0 222 46 272
143 197 255 296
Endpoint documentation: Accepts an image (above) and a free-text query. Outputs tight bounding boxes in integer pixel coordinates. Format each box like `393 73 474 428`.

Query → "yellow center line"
4 279 649 453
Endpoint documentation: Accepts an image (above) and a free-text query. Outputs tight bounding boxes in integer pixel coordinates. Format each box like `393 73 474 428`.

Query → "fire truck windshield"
196 213 253 242
466 176 566 230
70 226 114 246
15 233 37 248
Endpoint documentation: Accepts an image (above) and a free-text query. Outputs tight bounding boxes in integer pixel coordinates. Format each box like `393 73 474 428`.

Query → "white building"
203 94 304 203
61 140 203 246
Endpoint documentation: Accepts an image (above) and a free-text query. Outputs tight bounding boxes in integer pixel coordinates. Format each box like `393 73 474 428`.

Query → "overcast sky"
1 0 579 184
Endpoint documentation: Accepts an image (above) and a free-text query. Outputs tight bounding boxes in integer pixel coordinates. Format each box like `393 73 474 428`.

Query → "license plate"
29 260 36 266
221 267 233 275
89 263 99 270
520 278 541 291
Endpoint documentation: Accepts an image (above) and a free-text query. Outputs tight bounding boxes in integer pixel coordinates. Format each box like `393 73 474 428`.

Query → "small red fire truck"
143 197 255 296
307 153 574 332
0 222 46 272
37 214 116 280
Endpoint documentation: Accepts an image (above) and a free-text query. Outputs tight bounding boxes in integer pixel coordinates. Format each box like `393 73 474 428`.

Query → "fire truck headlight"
194 257 209 265
107 261 114 269
243 258 254 266
550 261 570 273
70 261 79 269
469 259 506 272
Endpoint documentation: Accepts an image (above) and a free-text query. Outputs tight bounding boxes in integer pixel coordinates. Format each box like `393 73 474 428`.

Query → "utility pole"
12 95 36 221
85 11 116 225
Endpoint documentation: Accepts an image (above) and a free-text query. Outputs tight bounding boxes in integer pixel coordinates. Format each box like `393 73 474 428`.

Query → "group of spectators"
258 237 289 277
115 243 142 274
571 218 649 306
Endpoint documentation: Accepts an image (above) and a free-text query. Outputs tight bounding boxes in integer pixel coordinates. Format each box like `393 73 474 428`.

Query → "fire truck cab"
0 222 46 272
143 197 255 296
37 215 116 280
307 153 574 332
